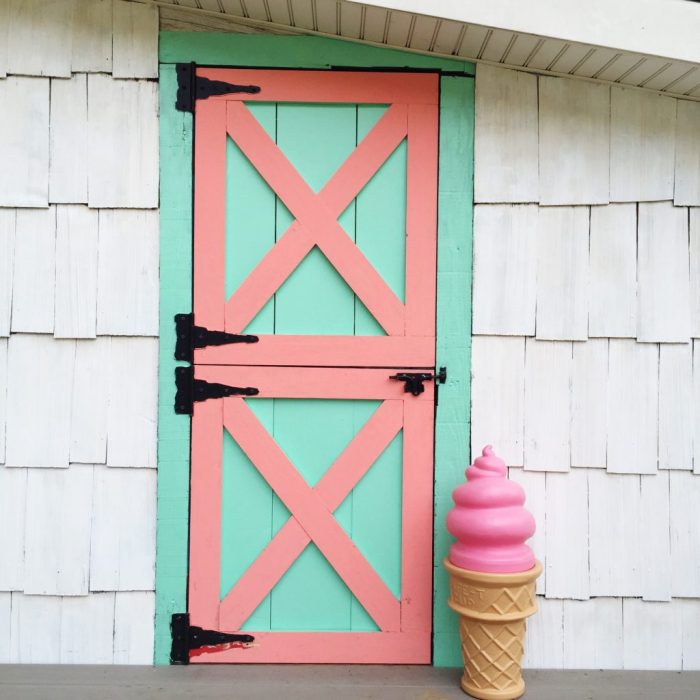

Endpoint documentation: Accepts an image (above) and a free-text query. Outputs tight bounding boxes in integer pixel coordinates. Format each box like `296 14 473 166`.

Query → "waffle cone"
444 558 542 700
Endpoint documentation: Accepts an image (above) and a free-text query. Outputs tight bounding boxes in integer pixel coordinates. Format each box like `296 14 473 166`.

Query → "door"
188 68 439 663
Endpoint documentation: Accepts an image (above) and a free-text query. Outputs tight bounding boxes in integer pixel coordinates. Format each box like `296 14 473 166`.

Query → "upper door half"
193 69 439 367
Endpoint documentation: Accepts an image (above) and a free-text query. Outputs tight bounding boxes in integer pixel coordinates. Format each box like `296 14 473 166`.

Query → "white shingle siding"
474 64 700 671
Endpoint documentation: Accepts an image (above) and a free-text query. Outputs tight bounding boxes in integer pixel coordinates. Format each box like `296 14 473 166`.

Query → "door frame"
156 32 474 668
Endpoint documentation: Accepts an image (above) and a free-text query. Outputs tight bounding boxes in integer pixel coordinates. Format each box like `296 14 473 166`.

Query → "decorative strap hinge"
174 366 259 415
175 313 258 364
170 613 255 665
175 62 261 112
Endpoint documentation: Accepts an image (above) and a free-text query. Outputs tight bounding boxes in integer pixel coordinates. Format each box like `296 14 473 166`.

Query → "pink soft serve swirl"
446 445 536 573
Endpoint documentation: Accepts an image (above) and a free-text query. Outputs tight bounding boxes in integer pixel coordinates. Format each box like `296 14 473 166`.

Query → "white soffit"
147 0 700 101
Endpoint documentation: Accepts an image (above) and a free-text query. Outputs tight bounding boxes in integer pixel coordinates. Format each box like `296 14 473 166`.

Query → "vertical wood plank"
690 209 700 338
524 339 571 472
5 334 74 468
674 100 700 206
7 0 74 77
71 0 113 73
623 599 683 670
97 210 159 336
49 75 88 204
87 75 159 208
10 594 62 663
474 65 538 203
11 207 56 333
680 600 700 670
535 207 589 341
641 471 671 601
658 344 693 470
562 598 623 669
0 467 26 590
522 597 563 669
90 467 156 591
571 339 608 468
0 76 49 207
114 592 156 664
55 206 98 338
588 470 641 596
471 336 525 467
670 470 700 596
0 594 9 662
24 466 93 595
0 210 15 337
0 339 7 462
0 1 7 78
638 202 691 343
107 337 158 468
610 87 676 202
695 340 700 474
70 338 109 464
472 204 537 335
60 593 115 664
113 0 159 78
539 77 609 205
545 470 589 599
607 339 659 474
588 204 637 338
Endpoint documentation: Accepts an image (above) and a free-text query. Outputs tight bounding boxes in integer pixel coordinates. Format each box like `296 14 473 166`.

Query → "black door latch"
389 368 446 396
170 613 254 664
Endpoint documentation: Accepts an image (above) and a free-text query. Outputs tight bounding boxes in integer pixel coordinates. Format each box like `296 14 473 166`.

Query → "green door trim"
156 32 474 667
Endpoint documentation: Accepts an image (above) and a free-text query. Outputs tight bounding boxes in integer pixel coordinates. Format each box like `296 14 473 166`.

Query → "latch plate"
389 367 447 396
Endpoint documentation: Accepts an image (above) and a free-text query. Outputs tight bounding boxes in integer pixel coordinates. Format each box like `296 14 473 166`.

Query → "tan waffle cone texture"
444 558 542 700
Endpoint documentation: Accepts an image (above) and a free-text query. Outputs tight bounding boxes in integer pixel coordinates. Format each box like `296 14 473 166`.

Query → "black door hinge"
175 366 259 415
170 613 254 665
176 62 261 112
175 313 258 364
389 367 447 397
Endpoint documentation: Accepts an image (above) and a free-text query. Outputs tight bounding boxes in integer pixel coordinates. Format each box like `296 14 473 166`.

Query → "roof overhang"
146 0 700 100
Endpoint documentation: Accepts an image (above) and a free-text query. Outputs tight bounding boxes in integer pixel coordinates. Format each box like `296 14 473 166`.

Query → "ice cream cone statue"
445 446 542 700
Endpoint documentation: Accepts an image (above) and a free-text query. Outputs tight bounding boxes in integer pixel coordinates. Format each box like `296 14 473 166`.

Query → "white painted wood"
49 75 88 204
674 100 700 206
107 337 158 469
670 470 700 596
60 593 115 664
87 75 159 208
471 336 525 467
690 209 700 338
70 338 109 464
640 471 671 601
606 339 658 474
637 202 691 343
90 467 156 591
508 468 546 594
5 334 74 468
0 1 8 78
0 210 14 337
9 594 62 663
71 0 113 73
55 206 98 339
472 205 537 336
623 599 683 670
0 593 10 662
474 65 538 203
535 207 589 341
0 467 26 591
0 340 6 463
0 76 49 207
562 598 623 669
114 592 156 664
538 77 609 205
570 339 607 468
96 210 159 336
524 339 571 472
522 597 563 669
11 207 56 333
544 470 589 599
680 599 700 670
588 204 637 338
610 87 676 202
7 0 74 77
695 340 700 474
588 470 641 596
24 466 93 595
658 344 693 470
113 0 159 79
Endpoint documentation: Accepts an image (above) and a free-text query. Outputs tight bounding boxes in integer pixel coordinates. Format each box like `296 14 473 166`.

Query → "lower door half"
187 365 434 663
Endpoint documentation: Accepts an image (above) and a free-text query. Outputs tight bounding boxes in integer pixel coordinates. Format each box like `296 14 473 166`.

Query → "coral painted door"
188 69 438 663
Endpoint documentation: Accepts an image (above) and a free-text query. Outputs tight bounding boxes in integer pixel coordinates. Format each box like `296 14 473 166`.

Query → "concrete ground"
0 665 699 700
